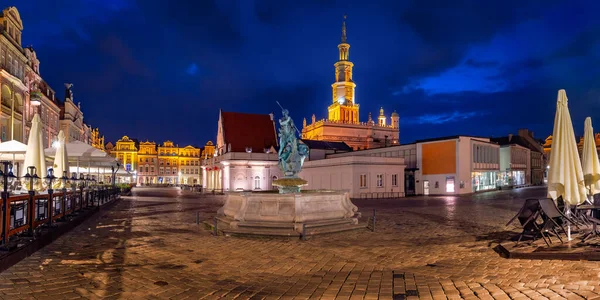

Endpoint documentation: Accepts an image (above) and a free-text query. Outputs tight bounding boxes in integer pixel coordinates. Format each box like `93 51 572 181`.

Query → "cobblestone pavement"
1 186 600 300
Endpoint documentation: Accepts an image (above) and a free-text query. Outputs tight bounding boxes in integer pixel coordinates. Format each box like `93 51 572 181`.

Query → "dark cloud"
551 26 600 60
464 59 499 69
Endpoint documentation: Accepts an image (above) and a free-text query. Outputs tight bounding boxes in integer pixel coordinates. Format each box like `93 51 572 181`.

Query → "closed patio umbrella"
547 90 586 240
52 130 69 189
582 117 600 201
548 89 586 205
22 113 47 191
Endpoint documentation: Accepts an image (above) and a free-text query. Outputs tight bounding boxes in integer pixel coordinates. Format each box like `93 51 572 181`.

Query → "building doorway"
424 180 430 195
405 170 416 196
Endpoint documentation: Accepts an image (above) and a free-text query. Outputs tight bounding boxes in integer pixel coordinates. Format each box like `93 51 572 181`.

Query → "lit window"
360 174 367 188
254 176 261 189
377 174 384 187
446 177 455 193
392 174 398 187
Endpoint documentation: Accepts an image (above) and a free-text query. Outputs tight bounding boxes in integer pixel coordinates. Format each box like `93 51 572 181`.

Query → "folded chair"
506 199 543 245
538 198 570 246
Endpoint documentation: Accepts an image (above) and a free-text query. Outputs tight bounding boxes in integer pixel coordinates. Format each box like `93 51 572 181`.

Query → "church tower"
328 16 359 123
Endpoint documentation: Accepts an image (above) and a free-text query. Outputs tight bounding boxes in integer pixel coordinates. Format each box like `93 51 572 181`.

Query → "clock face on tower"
337 97 345 105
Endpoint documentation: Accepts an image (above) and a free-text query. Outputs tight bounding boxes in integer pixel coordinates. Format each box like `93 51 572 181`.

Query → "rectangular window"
359 174 367 188
377 174 383 187
392 174 398 186
151 167 154 173
139 167 143 173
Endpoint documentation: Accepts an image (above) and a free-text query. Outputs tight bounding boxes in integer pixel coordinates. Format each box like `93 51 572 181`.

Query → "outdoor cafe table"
576 205 600 241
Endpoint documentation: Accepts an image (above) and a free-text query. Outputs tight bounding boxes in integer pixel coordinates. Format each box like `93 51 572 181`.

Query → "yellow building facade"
302 17 399 150
112 136 138 172
110 136 204 185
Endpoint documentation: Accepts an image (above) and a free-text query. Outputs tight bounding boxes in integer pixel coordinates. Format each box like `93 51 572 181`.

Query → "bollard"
213 217 217 236
196 212 200 225
302 224 307 241
372 208 376 232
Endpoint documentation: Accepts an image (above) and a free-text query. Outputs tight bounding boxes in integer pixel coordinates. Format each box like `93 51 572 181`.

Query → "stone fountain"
214 107 361 237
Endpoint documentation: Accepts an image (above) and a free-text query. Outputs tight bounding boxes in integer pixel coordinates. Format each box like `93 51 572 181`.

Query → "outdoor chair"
580 194 600 241
506 198 543 245
538 198 570 246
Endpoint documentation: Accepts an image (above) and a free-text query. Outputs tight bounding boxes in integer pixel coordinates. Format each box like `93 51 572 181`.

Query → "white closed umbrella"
52 130 69 188
22 113 47 191
547 90 587 240
582 117 600 202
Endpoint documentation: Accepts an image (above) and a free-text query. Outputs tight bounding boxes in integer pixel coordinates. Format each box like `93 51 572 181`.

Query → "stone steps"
210 215 365 239
221 227 301 238
303 218 357 228
302 223 366 236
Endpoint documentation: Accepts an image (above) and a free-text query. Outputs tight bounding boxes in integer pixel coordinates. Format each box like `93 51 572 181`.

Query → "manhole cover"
154 281 168 286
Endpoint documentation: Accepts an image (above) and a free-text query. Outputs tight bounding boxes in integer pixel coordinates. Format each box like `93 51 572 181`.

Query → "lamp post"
44 168 56 227
78 173 85 211
70 172 78 213
60 171 68 220
0 161 16 246
85 174 91 207
24 166 39 236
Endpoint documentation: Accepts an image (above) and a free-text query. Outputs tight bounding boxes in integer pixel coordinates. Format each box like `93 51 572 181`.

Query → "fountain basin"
215 190 362 237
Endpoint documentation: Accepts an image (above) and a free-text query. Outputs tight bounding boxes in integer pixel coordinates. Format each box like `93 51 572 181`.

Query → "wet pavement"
1 186 599 299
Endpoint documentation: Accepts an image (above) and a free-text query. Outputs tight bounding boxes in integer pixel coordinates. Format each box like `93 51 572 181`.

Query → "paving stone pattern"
0 187 599 299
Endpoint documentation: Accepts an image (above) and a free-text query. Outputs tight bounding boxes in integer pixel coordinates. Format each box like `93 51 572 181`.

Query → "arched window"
254 176 261 190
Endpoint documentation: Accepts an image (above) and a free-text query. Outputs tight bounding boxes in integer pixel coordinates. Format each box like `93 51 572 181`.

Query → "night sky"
11 0 600 147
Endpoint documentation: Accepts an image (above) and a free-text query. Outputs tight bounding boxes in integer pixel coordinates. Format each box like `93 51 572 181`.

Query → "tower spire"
341 15 347 43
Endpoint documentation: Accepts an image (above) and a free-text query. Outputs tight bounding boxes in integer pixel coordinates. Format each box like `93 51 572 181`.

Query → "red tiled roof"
221 111 278 152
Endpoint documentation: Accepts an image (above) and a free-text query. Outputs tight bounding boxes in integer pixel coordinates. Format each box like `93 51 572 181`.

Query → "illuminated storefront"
499 170 526 186
471 171 499 192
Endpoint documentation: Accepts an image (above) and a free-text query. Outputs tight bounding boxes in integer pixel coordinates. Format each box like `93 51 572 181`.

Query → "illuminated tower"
328 16 359 123
378 107 386 126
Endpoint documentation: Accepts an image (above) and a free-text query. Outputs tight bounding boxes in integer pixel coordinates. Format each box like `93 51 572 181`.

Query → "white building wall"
457 137 473 193
300 156 405 198
499 146 511 172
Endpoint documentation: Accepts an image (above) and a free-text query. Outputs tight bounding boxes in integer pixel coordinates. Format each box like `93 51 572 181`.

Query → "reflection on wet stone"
0 186 599 299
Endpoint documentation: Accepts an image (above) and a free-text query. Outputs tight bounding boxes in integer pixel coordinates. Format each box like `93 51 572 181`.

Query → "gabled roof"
300 139 352 152
221 111 278 152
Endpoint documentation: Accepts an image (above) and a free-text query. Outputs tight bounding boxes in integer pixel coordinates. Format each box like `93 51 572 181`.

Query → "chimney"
269 113 274 121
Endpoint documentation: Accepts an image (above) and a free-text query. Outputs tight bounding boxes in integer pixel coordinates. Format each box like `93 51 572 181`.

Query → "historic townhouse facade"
110 136 202 185
138 141 158 185
0 6 102 148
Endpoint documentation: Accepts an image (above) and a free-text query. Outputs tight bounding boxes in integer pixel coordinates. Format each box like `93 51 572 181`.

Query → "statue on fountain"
273 105 309 193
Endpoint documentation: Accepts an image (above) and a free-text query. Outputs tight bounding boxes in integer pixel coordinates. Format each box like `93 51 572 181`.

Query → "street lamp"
60 171 68 188
23 166 39 192
0 161 16 246
44 168 56 227
0 161 17 193
44 168 56 189
24 166 39 236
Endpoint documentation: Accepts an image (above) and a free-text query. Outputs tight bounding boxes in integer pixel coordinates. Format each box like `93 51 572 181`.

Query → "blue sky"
9 0 600 146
